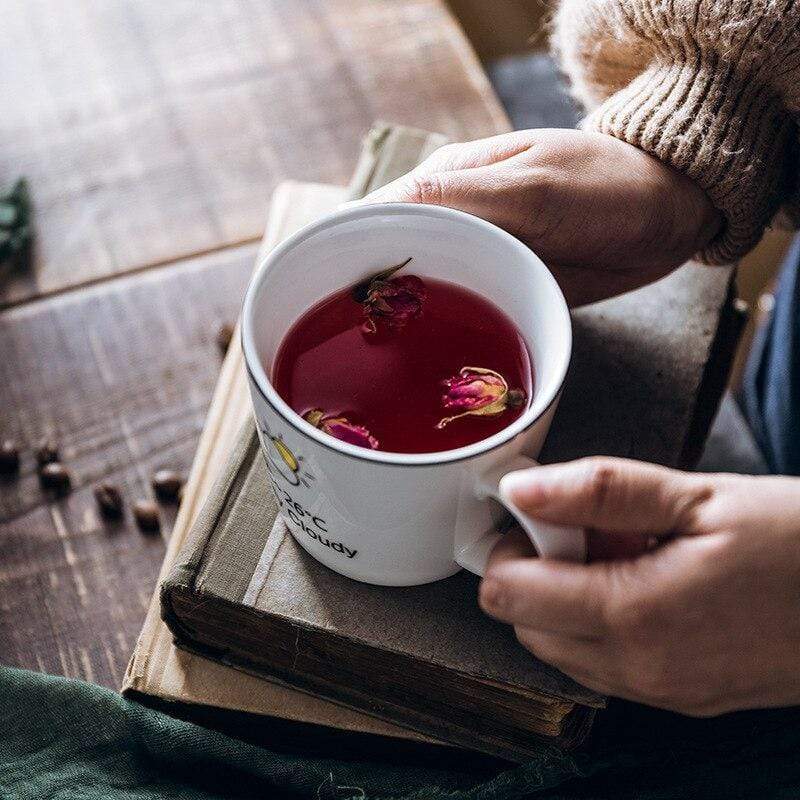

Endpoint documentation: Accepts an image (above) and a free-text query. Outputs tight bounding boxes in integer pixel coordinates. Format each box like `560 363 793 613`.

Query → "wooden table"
0 0 508 687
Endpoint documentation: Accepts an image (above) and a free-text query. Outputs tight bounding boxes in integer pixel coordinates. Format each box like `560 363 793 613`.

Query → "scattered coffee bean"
39 462 71 496
152 469 183 503
0 440 20 475
133 500 161 534
216 322 234 354
36 439 59 467
94 482 124 519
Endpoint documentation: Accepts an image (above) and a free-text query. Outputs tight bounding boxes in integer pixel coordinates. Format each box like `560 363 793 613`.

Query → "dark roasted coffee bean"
36 439 59 467
94 482 124 519
133 500 160 534
152 469 183 502
39 462 71 496
216 322 234 354
0 440 20 475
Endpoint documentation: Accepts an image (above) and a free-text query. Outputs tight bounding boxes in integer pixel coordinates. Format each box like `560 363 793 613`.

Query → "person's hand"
479 457 800 716
355 130 721 306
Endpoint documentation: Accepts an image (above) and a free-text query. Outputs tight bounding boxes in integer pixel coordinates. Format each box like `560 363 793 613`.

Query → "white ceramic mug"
241 203 585 586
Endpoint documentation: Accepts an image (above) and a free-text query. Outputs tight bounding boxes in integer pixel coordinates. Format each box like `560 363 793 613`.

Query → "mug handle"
454 455 586 576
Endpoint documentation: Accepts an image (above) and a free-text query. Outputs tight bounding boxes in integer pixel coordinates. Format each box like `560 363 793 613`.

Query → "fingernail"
499 468 547 506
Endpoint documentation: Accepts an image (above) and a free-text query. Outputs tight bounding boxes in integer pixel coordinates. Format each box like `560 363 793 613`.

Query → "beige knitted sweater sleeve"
552 0 800 263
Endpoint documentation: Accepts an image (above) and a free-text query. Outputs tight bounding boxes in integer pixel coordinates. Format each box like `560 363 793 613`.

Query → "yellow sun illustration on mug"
258 422 316 488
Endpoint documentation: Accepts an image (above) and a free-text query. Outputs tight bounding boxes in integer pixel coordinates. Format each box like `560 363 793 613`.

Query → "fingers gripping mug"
241 204 585 586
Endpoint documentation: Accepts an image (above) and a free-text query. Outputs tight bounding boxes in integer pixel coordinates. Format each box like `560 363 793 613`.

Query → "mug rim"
241 202 572 467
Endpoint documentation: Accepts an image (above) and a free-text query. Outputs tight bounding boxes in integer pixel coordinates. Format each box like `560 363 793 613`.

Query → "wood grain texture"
0 243 256 686
0 0 507 687
0 0 506 307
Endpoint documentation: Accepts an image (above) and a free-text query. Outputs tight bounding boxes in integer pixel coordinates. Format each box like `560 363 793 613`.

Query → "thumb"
352 163 509 220
500 457 711 537
352 131 539 207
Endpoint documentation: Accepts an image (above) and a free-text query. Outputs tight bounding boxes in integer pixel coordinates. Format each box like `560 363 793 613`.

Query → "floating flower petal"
304 409 379 450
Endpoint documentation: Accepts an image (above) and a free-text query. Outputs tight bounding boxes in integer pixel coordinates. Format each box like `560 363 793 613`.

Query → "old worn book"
161 426 603 760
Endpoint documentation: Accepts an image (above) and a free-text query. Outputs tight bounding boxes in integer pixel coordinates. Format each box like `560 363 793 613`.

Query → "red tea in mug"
272 266 533 454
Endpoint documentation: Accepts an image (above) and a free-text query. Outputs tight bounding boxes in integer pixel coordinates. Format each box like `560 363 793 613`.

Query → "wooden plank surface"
0 1 508 687
0 0 506 307
0 243 255 685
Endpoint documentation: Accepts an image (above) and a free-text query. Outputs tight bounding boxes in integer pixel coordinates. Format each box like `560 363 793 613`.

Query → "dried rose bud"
94 482 124 519
39 462 72 496
363 275 426 332
36 438 59 467
304 409 379 450
0 439 20 475
437 367 526 429
353 257 425 333
443 368 506 411
133 499 161 535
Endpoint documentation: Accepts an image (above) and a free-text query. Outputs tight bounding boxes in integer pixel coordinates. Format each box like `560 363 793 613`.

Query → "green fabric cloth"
2 667 800 799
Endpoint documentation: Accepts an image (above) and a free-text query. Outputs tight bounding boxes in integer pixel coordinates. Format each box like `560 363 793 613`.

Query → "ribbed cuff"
584 59 795 264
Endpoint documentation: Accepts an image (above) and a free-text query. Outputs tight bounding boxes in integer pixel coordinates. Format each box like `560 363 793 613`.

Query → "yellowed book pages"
122 180 429 741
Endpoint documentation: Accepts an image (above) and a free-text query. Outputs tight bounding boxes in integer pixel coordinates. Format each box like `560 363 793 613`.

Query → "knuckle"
673 476 716 531
580 458 619 517
409 172 446 206
478 577 509 616
426 142 460 163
